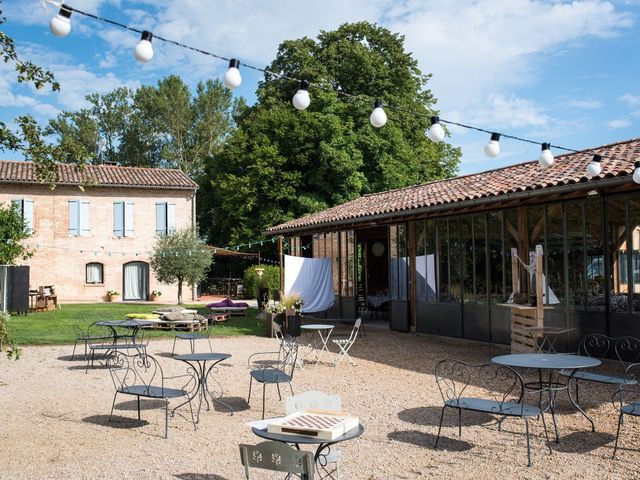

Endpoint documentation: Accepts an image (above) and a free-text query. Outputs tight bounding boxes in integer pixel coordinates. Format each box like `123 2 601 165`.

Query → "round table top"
492 353 601 370
252 424 364 445
301 324 334 330
174 353 231 362
96 319 155 328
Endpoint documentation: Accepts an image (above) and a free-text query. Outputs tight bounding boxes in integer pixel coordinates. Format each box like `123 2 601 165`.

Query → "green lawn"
7 303 266 345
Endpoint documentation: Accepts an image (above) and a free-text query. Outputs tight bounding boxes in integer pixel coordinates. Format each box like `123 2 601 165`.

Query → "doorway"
123 261 149 300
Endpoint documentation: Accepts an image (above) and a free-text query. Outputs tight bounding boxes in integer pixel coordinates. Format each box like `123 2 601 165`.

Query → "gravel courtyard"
0 326 639 479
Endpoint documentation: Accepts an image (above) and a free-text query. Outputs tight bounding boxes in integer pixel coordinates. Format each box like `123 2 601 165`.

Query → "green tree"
149 227 213 304
200 22 460 247
0 202 33 265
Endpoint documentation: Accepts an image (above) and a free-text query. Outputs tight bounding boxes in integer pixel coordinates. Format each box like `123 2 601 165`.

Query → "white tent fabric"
284 255 335 313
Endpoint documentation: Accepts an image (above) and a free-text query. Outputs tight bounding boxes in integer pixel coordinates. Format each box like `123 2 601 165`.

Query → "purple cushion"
207 298 249 308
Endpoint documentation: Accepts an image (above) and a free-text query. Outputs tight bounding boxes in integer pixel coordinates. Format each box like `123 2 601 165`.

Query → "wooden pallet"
204 313 230 324
152 318 208 332
508 305 544 353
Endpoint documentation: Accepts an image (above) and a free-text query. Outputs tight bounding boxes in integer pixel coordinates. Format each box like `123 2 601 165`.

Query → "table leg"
314 442 338 480
203 362 234 415
546 370 560 443
565 370 596 432
315 329 333 366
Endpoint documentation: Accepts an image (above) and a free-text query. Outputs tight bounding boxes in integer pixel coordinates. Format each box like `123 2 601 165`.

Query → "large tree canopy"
200 21 460 247
47 76 240 178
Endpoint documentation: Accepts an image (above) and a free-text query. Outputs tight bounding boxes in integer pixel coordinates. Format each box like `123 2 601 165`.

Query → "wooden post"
279 236 284 292
535 244 544 318
510 247 519 296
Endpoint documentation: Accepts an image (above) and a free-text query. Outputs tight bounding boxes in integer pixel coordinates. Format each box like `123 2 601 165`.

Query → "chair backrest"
107 352 165 396
435 359 524 410
86 322 115 347
272 321 284 341
278 337 299 379
613 362 640 412
239 441 314 479
346 318 362 343
286 390 342 415
579 334 640 368
72 322 86 339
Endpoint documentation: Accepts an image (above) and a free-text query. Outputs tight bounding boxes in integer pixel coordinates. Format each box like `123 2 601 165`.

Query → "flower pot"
107 294 119 302
150 294 160 302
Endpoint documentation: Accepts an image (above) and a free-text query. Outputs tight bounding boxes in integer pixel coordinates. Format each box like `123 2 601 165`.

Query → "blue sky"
2 0 640 175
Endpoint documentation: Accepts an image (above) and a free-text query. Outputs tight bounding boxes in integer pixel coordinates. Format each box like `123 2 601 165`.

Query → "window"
155 202 175 236
86 263 103 284
68 200 90 236
113 201 134 237
11 198 33 234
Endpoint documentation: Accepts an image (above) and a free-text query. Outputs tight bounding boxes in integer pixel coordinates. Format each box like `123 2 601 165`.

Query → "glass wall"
415 220 437 302
389 224 409 301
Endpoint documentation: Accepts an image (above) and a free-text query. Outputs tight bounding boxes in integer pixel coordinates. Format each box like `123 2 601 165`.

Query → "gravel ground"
0 325 639 479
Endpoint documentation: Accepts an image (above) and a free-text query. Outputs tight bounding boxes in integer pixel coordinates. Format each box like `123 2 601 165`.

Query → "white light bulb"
484 133 500 157
633 162 640 184
49 6 72 38
224 59 242 89
292 81 310 110
370 100 387 128
586 154 602 176
134 31 154 63
538 143 554 169
427 116 445 143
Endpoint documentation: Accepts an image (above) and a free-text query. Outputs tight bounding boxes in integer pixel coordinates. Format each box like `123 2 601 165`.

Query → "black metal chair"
434 359 550 467
71 322 111 360
85 322 148 373
172 324 213 355
239 441 315 479
247 337 299 419
107 352 197 438
612 362 640 459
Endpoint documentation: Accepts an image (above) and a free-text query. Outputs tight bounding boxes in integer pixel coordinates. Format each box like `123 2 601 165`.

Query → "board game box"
267 410 359 440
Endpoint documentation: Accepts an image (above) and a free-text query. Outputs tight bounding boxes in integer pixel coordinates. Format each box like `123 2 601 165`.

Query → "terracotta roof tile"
267 137 640 233
0 161 197 189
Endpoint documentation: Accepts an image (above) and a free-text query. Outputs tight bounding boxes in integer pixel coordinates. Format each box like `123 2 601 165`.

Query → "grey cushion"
153 306 186 314
162 311 199 322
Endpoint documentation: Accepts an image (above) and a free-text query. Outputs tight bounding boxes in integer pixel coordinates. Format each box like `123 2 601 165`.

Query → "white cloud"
607 118 631 128
619 93 640 106
566 99 603 109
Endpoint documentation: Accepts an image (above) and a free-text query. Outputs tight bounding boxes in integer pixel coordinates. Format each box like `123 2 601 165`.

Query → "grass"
7 303 267 345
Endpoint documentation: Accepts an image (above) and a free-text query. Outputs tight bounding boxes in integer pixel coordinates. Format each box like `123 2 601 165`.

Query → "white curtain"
86 264 102 283
124 263 142 299
284 255 335 313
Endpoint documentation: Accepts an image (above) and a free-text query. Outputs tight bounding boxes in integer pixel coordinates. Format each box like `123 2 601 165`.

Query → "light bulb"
369 100 387 128
223 59 242 89
427 116 445 143
49 5 72 38
586 154 602 176
484 132 501 157
134 31 154 63
292 80 310 110
538 142 554 169
633 161 640 184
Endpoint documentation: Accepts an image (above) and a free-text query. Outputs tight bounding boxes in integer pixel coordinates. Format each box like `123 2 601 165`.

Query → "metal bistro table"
492 353 601 441
252 424 364 480
173 352 233 423
95 319 154 344
301 324 334 366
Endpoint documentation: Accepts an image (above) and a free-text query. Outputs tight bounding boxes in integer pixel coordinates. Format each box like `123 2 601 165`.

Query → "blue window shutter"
79 201 90 237
23 200 34 234
11 199 22 213
167 203 176 234
124 202 134 237
113 202 124 237
68 201 79 236
156 203 166 235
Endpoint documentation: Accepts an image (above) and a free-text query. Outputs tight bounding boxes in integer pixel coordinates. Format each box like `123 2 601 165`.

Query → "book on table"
267 410 359 440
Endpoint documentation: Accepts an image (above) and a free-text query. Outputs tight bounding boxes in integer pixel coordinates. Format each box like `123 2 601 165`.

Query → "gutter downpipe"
267 176 631 235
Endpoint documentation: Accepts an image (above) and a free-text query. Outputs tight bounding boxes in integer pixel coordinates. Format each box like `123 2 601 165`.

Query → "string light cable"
40 1 640 182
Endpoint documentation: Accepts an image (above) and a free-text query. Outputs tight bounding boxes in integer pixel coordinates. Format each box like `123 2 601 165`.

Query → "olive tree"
149 227 212 304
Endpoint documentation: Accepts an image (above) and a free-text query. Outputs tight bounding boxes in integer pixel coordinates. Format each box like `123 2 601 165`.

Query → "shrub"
0 311 20 360
243 265 280 299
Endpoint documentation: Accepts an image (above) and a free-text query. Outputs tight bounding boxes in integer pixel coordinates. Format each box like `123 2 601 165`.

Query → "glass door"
123 262 149 300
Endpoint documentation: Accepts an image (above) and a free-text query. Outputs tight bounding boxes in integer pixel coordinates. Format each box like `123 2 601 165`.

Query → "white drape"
86 264 102 283
284 255 335 313
124 263 142 299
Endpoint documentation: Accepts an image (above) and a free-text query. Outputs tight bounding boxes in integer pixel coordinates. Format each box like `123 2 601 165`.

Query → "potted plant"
150 290 162 301
106 289 120 302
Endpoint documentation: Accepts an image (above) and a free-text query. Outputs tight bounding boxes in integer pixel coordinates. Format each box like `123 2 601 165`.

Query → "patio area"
0 327 638 479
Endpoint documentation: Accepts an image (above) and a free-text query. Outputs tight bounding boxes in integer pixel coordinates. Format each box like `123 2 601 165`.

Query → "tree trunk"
177 280 183 305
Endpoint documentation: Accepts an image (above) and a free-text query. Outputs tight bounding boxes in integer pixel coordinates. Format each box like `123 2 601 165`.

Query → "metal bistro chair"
248 337 299 419
107 352 197 438
239 441 315 479
286 390 342 478
612 362 640 459
434 360 550 467
71 322 111 361
172 323 214 355
86 322 149 373
332 318 361 367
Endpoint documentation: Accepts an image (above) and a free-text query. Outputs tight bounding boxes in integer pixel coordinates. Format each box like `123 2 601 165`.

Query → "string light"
41 0 640 180
633 161 640 185
134 30 154 63
292 80 310 111
586 154 603 177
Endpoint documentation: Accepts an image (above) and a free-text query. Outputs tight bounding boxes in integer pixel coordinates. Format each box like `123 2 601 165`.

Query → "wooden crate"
507 305 543 353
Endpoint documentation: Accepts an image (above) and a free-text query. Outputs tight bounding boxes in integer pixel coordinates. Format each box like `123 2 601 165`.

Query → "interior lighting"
586 154 603 177
134 31 154 63
49 4 72 37
484 133 501 157
369 100 387 128
427 116 445 143
223 59 242 89
539 143 554 169
292 81 311 110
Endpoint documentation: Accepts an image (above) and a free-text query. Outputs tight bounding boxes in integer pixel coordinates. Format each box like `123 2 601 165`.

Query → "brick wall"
0 184 196 303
